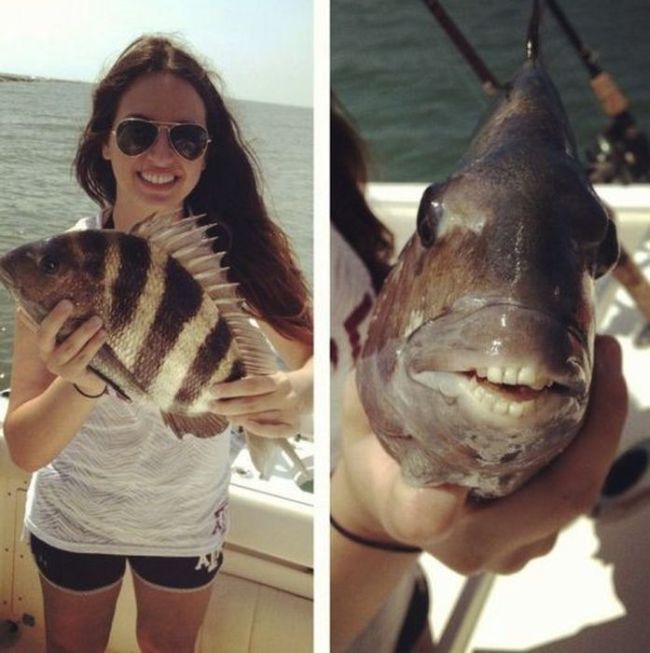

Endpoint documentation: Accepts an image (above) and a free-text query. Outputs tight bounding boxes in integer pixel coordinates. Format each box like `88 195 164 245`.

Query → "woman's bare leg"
132 572 214 653
39 574 122 653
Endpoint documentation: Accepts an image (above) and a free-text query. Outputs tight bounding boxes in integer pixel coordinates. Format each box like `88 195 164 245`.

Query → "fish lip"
402 302 590 399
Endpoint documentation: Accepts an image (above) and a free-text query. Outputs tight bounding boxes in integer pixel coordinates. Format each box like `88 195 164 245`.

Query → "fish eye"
416 184 444 248
40 254 60 274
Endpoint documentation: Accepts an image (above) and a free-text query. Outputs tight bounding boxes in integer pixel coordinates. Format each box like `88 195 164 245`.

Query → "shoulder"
66 212 104 233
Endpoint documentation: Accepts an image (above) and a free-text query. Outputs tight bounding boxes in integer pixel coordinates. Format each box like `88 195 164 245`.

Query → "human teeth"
479 365 552 390
487 367 503 384
503 367 519 385
530 378 548 391
471 382 538 418
518 366 537 386
141 172 175 185
508 402 524 418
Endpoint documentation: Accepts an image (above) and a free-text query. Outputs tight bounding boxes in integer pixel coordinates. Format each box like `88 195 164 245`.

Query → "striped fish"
0 213 283 470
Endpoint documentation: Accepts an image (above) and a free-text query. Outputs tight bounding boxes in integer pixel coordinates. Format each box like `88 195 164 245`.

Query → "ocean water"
0 80 312 382
332 0 650 182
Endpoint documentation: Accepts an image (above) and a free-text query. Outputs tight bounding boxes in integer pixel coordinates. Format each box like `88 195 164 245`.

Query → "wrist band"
73 383 107 399
330 515 422 554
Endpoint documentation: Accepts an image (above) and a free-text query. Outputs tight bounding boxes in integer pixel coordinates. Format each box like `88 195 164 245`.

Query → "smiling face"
102 72 208 229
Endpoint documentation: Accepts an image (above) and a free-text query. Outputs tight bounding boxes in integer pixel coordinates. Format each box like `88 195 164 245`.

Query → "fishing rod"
421 0 500 96
421 0 650 325
546 0 650 183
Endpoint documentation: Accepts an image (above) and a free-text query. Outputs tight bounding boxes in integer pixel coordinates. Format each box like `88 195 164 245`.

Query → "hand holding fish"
210 364 313 438
32 299 107 397
333 336 627 575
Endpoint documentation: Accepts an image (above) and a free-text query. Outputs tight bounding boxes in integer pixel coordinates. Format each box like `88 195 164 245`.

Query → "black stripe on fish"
173 317 236 404
135 256 204 389
112 234 152 333
77 231 109 281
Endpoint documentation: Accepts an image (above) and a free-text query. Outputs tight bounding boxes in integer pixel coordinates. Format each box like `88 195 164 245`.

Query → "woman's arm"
209 320 313 438
4 301 108 471
330 335 627 651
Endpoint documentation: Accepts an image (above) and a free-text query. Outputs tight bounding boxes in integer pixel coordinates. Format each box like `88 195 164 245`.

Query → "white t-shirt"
330 226 375 464
330 225 421 652
25 214 230 556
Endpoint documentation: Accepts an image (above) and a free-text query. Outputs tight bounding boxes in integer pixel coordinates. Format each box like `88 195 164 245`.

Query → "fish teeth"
471 382 537 418
481 365 552 389
487 366 504 384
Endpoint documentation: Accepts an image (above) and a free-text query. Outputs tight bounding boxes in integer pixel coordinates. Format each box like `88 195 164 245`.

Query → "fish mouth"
403 302 590 422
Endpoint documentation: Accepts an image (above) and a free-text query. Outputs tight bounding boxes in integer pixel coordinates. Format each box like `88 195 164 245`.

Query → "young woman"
4 36 312 653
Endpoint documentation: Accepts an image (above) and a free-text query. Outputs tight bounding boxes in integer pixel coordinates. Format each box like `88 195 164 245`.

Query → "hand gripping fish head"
356 1 620 498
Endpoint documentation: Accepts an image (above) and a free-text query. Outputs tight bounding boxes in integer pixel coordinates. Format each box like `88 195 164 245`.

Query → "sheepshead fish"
356 2 620 498
0 212 281 472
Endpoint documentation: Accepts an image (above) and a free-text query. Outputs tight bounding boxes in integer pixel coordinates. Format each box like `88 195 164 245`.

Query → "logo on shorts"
195 549 220 572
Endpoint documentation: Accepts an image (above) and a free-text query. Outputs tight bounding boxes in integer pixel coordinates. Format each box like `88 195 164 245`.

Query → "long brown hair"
331 97 394 292
75 35 312 344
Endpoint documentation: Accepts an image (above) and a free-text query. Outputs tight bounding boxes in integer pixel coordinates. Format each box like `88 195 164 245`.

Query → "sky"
0 0 313 107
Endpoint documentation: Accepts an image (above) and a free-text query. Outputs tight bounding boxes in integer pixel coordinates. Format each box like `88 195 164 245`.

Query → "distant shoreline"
0 72 37 82
0 74 310 110
0 72 87 84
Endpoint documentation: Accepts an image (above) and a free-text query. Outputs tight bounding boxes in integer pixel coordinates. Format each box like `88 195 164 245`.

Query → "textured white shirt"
25 214 230 556
330 225 376 464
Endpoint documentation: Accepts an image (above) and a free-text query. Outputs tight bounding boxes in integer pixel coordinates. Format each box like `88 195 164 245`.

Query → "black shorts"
30 534 223 594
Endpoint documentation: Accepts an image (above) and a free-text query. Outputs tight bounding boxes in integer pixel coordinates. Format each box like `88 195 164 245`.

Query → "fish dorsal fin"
130 211 231 290
130 212 277 376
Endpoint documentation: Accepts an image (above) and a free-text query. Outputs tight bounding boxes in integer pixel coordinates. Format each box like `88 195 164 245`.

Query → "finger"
72 327 108 368
50 316 104 367
38 300 74 353
457 335 627 554
212 392 292 416
492 532 559 575
211 375 277 399
238 418 295 438
383 480 469 545
231 410 284 423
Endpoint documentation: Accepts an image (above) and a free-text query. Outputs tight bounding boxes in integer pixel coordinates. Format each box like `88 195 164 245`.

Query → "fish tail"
527 0 542 62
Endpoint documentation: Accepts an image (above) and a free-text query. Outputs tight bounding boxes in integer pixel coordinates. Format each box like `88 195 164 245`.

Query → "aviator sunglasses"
112 118 211 161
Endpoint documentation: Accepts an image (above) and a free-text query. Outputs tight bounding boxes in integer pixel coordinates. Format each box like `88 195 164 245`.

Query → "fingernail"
59 299 74 312
89 316 103 329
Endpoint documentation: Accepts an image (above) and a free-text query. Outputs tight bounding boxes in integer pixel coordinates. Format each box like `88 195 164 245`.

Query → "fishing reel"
586 112 650 184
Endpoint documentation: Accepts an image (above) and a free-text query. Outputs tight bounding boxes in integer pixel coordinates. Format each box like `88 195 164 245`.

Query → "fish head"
357 64 619 498
0 231 110 333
